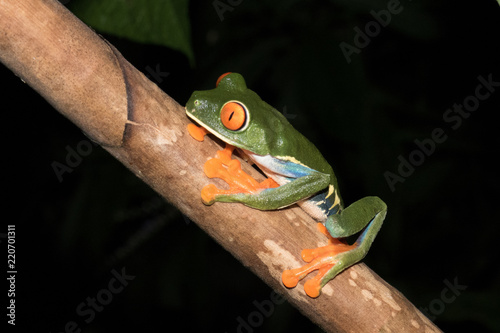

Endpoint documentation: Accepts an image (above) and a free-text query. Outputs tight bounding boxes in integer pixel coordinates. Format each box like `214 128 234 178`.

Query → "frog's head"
186 73 289 155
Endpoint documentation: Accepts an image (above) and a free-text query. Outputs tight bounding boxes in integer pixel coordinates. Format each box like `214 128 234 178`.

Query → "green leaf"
68 0 194 64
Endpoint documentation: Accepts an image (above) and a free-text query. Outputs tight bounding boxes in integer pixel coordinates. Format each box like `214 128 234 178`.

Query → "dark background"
2 0 499 332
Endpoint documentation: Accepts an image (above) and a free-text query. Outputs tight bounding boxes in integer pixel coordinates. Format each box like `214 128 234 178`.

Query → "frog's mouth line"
185 107 240 148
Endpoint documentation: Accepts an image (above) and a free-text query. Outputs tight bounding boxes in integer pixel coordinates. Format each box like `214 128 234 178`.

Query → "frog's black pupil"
228 112 234 121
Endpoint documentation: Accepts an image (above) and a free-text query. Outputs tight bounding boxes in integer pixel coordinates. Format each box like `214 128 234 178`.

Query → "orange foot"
282 223 356 298
201 144 279 205
201 145 279 204
187 124 279 204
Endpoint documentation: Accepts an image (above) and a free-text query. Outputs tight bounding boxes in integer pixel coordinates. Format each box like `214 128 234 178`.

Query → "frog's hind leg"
282 196 386 297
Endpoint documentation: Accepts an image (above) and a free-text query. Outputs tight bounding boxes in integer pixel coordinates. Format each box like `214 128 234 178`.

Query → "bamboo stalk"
0 1 442 332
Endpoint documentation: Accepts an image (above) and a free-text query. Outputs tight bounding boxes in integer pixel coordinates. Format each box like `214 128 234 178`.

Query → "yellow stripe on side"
329 190 341 212
325 185 334 199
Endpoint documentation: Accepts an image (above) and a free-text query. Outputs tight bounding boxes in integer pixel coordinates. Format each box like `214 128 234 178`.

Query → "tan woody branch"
0 1 441 332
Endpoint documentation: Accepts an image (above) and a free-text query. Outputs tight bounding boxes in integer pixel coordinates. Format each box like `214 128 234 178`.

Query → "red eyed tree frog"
185 73 387 297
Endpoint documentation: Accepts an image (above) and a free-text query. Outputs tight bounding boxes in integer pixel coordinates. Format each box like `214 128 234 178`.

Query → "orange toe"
187 124 209 142
303 264 334 298
201 184 219 204
203 158 226 179
216 144 235 165
282 270 300 289
303 280 321 298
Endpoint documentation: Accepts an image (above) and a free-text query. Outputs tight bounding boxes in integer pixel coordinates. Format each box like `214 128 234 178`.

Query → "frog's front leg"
201 144 281 205
283 196 386 297
205 154 331 211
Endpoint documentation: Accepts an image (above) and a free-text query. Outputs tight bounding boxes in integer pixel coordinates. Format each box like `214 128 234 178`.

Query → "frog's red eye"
220 102 247 131
216 72 232 87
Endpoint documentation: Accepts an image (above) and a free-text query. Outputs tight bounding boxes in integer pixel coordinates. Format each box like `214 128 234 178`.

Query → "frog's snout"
186 91 205 114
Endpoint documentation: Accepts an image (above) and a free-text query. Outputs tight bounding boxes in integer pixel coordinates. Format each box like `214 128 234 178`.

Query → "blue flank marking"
250 153 342 219
250 154 315 179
